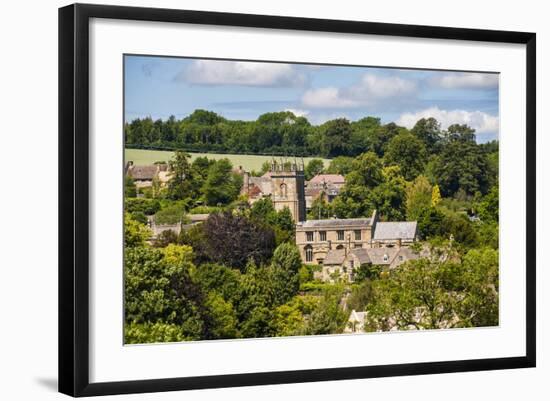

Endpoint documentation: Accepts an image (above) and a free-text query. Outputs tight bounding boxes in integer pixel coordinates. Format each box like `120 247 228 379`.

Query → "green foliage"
305 158 325 180
319 118 352 157
124 246 205 340
405 175 432 221
125 198 161 215
384 132 427 180
125 176 137 198
326 156 354 175
167 151 196 200
366 246 498 331
125 322 187 344
347 280 374 311
477 185 499 223
153 201 190 225
269 243 303 306
202 158 243 206
124 213 151 247
411 117 442 151
303 286 348 335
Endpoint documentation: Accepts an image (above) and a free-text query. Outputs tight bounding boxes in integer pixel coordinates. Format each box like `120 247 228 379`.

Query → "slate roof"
298 218 372 229
128 165 158 180
366 248 399 265
349 248 371 264
323 249 346 265
373 222 417 241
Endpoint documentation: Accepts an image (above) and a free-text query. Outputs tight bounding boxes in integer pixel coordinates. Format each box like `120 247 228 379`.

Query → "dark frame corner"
59 3 536 397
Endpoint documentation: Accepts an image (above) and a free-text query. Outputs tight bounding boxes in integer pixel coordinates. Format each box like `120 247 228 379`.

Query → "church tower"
270 159 306 222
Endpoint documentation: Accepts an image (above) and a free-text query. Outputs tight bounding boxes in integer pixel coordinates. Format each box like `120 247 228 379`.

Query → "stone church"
241 159 307 222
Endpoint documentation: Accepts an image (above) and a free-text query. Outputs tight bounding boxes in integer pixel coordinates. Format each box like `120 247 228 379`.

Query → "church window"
305 246 313 262
306 231 314 242
337 230 344 241
319 231 327 241
354 230 361 240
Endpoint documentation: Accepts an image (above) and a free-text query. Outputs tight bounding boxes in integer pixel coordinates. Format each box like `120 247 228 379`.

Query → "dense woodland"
124 110 499 343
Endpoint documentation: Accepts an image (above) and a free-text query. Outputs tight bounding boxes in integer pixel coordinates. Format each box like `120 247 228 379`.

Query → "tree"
167 151 196 200
405 175 433 221
326 156 354 175
305 158 325 180
319 118 352 157
124 246 206 341
347 151 384 188
124 212 151 247
202 158 242 206
125 176 137 198
411 117 442 151
303 286 348 335
384 132 427 180
477 185 499 223
269 243 302 306
201 212 276 271
431 184 442 207
365 245 498 332
433 128 490 196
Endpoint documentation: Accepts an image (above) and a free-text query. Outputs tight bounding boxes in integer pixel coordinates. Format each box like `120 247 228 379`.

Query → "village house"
317 246 420 282
125 161 171 188
305 173 345 209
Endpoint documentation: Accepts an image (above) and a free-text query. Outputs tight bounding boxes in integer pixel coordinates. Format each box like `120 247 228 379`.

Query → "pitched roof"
366 248 399 265
349 248 371 264
373 222 417 241
128 165 158 180
298 218 372 229
309 174 345 184
323 249 346 265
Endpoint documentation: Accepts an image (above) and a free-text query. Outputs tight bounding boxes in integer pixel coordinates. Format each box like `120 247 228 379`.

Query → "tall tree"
384 132 427 181
405 175 433 221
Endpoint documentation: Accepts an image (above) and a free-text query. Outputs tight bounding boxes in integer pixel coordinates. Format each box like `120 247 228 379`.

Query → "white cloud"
284 108 309 117
430 73 499 89
181 60 306 87
301 73 417 108
396 107 499 135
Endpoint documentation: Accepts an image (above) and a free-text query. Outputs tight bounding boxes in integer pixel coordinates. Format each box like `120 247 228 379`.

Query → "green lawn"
125 148 330 172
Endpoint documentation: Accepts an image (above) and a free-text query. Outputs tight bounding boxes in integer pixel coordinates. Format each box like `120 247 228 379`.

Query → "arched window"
336 244 344 250
304 245 313 262
280 183 288 198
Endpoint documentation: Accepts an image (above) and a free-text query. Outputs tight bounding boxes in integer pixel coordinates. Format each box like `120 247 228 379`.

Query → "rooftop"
298 218 372 229
127 165 158 180
309 174 345 184
373 222 417 241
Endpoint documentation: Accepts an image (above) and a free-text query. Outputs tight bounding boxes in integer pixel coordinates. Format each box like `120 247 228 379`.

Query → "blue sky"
124 55 499 142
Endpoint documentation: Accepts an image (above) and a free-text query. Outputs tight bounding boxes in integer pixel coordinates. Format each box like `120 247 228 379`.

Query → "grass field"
125 148 330 172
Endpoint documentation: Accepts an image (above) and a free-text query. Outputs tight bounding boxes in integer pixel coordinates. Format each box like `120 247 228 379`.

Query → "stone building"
305 174 345 209
125 161 170 188
317 246 420 282
296 209 418 267
242 160 307 222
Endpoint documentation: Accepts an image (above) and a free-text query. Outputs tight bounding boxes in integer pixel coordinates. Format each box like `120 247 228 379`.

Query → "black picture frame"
59 3 536 397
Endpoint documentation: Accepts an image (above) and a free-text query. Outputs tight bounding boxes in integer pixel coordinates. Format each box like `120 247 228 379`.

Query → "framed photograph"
58 3 536 397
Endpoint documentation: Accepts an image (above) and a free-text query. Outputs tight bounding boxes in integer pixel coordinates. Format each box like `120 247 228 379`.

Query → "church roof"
373 222 417 241
298 218 372 229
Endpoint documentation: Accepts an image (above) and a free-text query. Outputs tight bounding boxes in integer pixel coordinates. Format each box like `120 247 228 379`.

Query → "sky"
124 55 499 143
